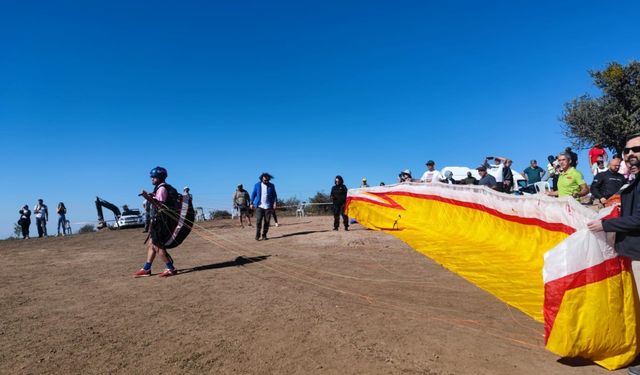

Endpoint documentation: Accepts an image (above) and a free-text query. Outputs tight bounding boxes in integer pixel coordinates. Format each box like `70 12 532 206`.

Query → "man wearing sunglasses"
588 134 640 375
545 152 588 199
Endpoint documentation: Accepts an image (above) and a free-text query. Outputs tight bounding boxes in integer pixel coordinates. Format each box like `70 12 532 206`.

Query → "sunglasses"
623 146 640 154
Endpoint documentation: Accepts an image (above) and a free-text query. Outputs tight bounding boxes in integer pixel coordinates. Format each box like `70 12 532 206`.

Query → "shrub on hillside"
210 210 232 219
308 192 332 215
78 224 95 234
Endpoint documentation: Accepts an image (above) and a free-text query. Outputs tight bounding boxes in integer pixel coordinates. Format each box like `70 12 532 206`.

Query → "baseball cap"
426 160 435 165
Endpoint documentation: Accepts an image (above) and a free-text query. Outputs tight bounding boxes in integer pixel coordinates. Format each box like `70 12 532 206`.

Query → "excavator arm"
95 197 122 229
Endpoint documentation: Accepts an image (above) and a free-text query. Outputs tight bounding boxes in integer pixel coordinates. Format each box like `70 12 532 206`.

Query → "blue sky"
1 0 638 238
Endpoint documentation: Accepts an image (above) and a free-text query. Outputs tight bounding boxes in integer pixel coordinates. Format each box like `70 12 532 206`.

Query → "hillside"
1 217 611 374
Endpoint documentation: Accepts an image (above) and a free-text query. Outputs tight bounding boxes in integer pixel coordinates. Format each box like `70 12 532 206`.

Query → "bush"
308 192 332 215
277 197 302 216
210 210 232 219
78 224 95 234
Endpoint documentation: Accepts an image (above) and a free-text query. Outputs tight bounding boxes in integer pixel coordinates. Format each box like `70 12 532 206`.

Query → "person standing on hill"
546 152 588 199
590 157 626 206
587 134 640 375
34 199 48 238
330 175 349 231
523 160 545 184
420 160 441 183
588 144 608 165
134 166 178 278
18 205 31 239
233 184 252 228
502 159 514 193
483 157 507 192
57 202 67 236
250 173 277 241
477 166 497 190
565 147 579 167
461 171 478 185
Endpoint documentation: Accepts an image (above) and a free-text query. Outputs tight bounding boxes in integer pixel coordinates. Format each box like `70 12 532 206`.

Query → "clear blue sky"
1 0 638 238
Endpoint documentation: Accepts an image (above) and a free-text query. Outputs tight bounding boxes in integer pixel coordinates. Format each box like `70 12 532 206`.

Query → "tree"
561 61 640 154
209 210 232 219
308 191 332 215
13 223 21 238
78 224 95 234
277 197 301 216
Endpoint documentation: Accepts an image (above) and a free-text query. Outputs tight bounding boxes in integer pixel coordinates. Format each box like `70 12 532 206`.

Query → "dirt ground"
0 216 626 374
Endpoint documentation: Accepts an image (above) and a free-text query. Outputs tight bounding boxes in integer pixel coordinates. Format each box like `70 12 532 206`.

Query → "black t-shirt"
331 184 348 204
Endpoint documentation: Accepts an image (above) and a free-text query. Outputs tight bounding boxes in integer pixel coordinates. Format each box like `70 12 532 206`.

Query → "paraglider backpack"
148 183 195 249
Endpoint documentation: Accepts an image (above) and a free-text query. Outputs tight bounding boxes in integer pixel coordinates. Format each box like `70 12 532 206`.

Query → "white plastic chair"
296 203 306 218
534 181 551 194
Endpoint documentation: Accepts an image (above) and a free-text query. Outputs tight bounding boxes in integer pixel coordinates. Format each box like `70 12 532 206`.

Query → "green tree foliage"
308 192 332 215
78 224 95 234
13 223 21 238
562 61 640 154
277 197 301 216
210 210 232 219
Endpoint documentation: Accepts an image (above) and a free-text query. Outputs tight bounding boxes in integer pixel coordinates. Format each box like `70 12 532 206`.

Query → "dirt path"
0 217 623 374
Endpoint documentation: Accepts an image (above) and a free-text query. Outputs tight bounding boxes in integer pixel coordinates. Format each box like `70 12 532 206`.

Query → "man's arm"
603 183 640 232
250 184 257 208
577 183 589 198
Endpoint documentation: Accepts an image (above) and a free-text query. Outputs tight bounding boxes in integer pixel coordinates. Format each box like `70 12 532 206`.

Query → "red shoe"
158 268 177 278
133 268 151 278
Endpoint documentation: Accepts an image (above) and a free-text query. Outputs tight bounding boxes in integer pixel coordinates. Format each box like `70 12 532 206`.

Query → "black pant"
255 207 272 238
36 217 47 237
333 203 348 229
21 220 30 239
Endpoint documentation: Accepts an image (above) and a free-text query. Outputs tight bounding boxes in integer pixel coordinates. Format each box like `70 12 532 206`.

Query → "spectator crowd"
17 199 70 240
390 144 631 208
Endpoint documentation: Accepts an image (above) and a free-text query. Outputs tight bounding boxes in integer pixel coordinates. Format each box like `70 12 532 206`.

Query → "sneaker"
344 227 349 231
262 235 268 240
333 228 338 231
133 268 151 278
275 223 279 227
158 268 177 278
255 236 261 241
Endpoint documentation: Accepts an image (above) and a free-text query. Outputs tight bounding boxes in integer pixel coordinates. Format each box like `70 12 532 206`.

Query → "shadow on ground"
179 255 270 275
556 357 597 368
276 230 330 238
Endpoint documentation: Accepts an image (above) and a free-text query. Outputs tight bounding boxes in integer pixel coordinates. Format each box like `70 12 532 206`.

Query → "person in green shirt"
546 152 588 199
523 159 545 184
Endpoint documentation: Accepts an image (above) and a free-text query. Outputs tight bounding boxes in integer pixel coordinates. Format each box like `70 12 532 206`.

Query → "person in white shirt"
591 156 607 176
483 156 507 192
420 160 442 183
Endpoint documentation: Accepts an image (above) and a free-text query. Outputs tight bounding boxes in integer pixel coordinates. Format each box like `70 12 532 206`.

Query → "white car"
112 208 145 229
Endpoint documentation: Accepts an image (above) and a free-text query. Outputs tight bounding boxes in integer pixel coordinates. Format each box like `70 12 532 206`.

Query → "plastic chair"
534 181 551 194
296 203 306 218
